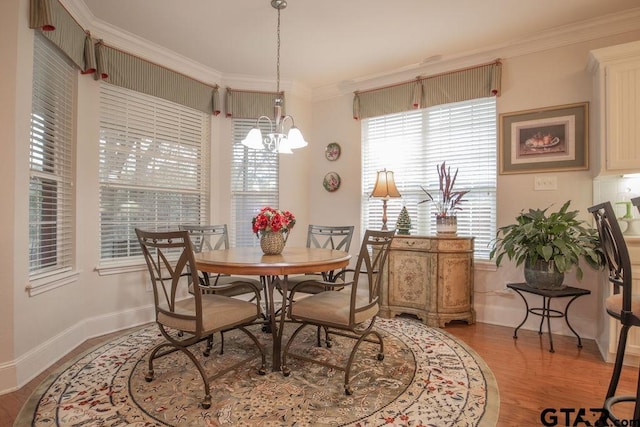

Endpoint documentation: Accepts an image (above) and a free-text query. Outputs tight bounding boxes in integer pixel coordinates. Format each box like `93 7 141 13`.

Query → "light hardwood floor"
0 322 637 426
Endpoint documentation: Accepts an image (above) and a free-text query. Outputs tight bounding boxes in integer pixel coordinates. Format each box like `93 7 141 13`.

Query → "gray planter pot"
524 259 565 290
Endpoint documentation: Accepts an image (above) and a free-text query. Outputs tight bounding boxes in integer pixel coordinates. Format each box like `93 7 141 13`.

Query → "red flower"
251 207 296 236
270 214 284 232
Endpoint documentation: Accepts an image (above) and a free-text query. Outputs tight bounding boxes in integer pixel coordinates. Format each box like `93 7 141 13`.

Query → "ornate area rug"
15 317 499 426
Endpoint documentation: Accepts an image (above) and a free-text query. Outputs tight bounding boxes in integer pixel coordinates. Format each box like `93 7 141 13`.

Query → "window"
98 83 209 262
362 97 497 259
230 119 278 247
29 32 75 281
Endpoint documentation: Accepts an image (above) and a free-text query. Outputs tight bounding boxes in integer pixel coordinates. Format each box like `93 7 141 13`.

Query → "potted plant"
489 200 603 289
419 162 469 235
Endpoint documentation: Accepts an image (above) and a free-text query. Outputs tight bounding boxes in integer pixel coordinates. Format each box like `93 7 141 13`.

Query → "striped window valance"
225 88 285 119
29 0 96 74
29 0 220 115
95 43 220 115
353 60 502 120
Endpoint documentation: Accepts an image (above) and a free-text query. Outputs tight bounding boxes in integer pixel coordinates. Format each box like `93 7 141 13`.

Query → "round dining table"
195 247 351 371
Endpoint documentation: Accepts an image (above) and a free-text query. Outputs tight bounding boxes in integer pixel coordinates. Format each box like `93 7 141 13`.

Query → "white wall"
0 0 19 393
2 0 640 394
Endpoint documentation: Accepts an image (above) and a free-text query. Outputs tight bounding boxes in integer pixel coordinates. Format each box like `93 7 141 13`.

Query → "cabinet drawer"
432 238 474 252
391 237 431 250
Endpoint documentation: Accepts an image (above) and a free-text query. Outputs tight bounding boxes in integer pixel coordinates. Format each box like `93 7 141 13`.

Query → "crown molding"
311 7 640 102
63 0 311 99
587 38 640 72
62 0 640 103
63 0 221 86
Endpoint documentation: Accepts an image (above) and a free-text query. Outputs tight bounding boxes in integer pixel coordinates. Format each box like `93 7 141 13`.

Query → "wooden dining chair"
281 229 395 395
588 202 640 424
136 228 266 409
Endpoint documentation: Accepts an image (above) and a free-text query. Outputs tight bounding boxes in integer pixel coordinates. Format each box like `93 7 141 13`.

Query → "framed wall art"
499 102 588 174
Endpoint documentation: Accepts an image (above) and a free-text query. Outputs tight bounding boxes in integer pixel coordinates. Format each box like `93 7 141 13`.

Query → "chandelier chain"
276 7 281 94
240 0 306 153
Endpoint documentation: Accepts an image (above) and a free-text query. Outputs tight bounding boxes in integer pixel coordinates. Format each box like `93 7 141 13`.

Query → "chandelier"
241 0 308 154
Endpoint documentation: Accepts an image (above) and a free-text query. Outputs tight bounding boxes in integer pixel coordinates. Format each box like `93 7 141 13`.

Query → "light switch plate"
534 176 557 191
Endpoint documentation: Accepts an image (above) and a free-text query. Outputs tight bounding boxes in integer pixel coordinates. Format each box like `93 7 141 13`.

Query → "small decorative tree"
396 206 412 235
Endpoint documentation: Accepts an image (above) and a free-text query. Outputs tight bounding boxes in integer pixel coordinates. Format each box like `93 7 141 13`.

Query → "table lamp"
371 169 401 230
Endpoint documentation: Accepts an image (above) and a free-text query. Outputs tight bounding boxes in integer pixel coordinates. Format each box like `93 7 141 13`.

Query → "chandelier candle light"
241 0 307 154
371 169 402 231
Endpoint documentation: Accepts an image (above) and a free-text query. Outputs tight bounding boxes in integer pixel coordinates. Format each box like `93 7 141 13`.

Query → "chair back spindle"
307 225 355 252
588 201 640 423
588 202 632 312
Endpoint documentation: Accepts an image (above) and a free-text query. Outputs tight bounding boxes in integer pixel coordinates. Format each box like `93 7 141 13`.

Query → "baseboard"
474 301 597 340
0 304 154 395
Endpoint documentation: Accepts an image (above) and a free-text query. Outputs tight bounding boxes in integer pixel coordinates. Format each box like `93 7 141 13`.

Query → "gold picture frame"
499 102 588 174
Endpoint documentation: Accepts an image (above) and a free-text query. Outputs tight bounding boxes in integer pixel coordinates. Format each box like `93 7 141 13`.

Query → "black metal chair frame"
136 228 266 409
588 201 640 424
279 225 355 342
281 229 395 395
179 224 264 294
287 224 355 285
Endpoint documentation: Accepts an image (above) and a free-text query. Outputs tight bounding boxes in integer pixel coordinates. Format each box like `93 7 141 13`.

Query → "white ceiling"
79 0 640 91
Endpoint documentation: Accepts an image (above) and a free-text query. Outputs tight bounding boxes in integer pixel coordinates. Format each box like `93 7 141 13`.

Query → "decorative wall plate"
325 142 341 161
323 172 341 192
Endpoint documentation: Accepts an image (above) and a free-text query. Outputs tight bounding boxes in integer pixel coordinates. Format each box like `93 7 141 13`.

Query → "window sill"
95 259 146 276
27 269 80 296
474 259 498 272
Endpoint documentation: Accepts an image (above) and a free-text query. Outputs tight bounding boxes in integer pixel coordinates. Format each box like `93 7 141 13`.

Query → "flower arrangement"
252 207 296 236
418 162 469 217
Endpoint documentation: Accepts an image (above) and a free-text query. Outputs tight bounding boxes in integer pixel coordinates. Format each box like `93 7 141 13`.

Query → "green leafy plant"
489 200 603 281
418 162 469 217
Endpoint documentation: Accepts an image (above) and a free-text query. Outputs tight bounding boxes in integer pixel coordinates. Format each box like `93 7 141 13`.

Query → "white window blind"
230 119 279 247
29 32 75 278
99 83 210 261
362 97 497 259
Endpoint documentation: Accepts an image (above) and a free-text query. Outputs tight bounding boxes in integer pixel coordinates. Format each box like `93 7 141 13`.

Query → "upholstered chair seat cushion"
605 293 640 323
159 294 259 333
290 291 378 326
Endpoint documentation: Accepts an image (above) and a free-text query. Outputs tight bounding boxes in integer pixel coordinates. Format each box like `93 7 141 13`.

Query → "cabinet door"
388 249 432 310
437 252 473 313
605 60 640 171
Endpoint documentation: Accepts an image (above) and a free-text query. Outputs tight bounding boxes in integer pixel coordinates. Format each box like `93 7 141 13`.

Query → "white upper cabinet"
589 40 640 176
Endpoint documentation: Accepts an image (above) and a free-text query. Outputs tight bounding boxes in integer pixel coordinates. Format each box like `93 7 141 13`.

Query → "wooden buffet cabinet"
380 235 475 327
